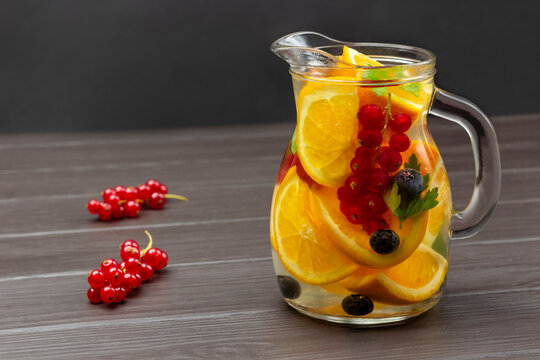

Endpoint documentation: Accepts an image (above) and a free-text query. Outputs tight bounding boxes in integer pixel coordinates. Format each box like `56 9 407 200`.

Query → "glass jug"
269 32 501 326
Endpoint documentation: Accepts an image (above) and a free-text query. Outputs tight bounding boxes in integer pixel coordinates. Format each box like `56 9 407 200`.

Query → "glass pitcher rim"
272 32 437 85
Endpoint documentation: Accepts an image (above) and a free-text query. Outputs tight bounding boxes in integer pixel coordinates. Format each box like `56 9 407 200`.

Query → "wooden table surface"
1 114 539 359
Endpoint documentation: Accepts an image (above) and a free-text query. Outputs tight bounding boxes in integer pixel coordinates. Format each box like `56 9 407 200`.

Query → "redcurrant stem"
371 93 393 165
165 194 189 202
141 230 153 258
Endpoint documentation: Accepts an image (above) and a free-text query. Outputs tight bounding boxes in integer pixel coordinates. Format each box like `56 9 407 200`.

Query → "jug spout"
270 31 353 69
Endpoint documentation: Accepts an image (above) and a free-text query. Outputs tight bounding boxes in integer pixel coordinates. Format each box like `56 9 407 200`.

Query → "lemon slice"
296 83 359 187
273 167 359 285
339 244 448 304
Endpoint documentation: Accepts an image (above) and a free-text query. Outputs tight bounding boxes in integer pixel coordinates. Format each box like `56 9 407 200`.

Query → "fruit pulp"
270 47 452 325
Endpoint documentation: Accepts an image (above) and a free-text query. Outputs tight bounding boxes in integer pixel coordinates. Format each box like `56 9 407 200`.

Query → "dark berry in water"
342 294 374 316
394 168 424 197
277 275 301 299
369 229 400 255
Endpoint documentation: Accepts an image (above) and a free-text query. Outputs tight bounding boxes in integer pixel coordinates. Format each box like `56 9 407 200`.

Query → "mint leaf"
404 187 439 219
383 182 401 214
401 83 421 97
372 87 388 97
404 153 421 171
422 173 430 192
362 68 392 81
290 128 297 154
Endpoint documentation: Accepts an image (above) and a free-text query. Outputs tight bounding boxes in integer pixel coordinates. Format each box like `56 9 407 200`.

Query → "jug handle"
428 88 501 239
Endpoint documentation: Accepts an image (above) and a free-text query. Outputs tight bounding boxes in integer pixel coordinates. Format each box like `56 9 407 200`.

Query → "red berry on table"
140 263 154 282
104 267 125 287
102 188 117 203
106 194 121 208
115 287 127 303
125 257 142 274
360 192 388 215
146 179 162 193
389 133 410 152
137 184 152 201
358 104 385 130
358 129 383 148
158 250 168 269
368 169 391 194
363 217 389 235
390 113 412 133
112 205 125 219
98 202 113 221
100 258 118 272
148 192 166 210
124 200 141 218
87 288 102 304
119 261 126 270
345 205 365 225
87 199 101 214
377 146 402 172
121 239 140 250
142 248 162 268
134 273 143 286
114 185 126 200
100 285 117 304
121 245 140 261
124 186 139 201
123 273 140 291
88 269 105 288
158 184 168 194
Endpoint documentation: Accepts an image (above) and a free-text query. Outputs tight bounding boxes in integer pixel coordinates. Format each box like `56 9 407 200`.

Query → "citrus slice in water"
423 159 453 247
296 83 359 187
273 167 359 285
339 244 448 304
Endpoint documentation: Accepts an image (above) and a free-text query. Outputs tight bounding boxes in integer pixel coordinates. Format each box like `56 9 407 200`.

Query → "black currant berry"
342 294 374 316
394 168 424 198
277 275 301 299
369 229 400 255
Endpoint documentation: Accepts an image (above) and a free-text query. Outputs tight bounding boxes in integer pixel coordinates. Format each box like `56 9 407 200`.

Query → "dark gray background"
0 0 538 133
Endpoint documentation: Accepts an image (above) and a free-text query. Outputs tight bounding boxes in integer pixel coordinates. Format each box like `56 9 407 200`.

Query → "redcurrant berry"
124 200 141 218
115 287 127 303
363 217 388 235
345 205 365 225
358 104 385 130
368 169 391 194
337 186 355 204
125 257 142 274
137 184 152 201
295 160 316 187
114 185 126 200
104 267 124 287
390 113 412 133
140 263 154 282
88 269 105 288
121 239 140 250
87 199 101 214
100 285 117 304
120 245 140 261
87 287 102 304
345 175 365 195
123 273 140 291
142 248 162 268
124 186 139 201
146 179 162 193
158 184 168 194
100 258 118 273
134 273 143 286
355 146 376 160
360 192 388 215
98 202 113 221
106 194 121 208
112 205 125 219
350 156 371 175
358 129 383 148
148 192 166 210
339 201 349 216
377 146 402 172
157 250 168 269
389 133 410 152
102 188 116 203
119 261 126 270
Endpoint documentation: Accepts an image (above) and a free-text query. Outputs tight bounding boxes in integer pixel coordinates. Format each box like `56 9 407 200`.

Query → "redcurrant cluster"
87 231 168 304
86 179 188 221
338 103 412 234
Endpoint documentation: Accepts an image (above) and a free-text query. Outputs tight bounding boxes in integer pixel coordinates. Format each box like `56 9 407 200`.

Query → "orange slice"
309 185 428 269
423 159 453 247
339 244 447 304
269 184 279 251
273 166 359 285
296 83 359 187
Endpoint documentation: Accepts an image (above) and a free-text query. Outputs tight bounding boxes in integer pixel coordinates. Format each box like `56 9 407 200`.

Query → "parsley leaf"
372 87 388 97
362 68 392 81
401 83 421 97
290 128 297 154
404 153 421 171
383 182 401 213
422 173 430 192
404 187 439 219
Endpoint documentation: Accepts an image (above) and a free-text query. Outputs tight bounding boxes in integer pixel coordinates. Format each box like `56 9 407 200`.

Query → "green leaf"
404 187 439 219
401 83 421 97
362 68 392 81
372 87 388 97
422 173 430 192
290 128 297 154
383 182 401 214
404 153 421 171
